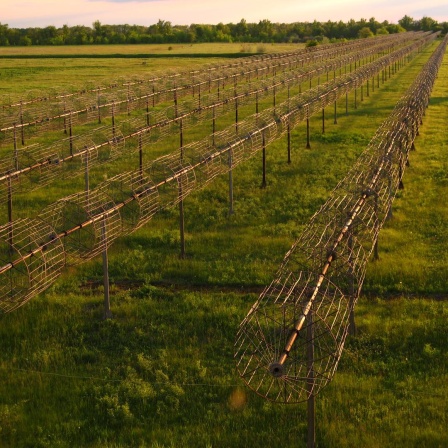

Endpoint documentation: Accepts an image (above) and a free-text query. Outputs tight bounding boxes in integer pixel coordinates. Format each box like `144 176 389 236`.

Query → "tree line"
0 15 446 47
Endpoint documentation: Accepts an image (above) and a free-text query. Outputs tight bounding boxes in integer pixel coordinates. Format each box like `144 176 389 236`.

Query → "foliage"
0 15 446 47
358 27 374 38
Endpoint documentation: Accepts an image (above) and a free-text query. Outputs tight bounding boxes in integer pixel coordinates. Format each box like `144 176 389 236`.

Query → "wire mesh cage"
50 134 96 179
182 139 227 189
96 93 116 118
14 143 64 191
235 33 448 405
235 270 350 403
148 151 196 209
213 126 251 166
99 170 160 232
0 143 42 199
0 218 65 313
38 190 123 265
91 126 126 162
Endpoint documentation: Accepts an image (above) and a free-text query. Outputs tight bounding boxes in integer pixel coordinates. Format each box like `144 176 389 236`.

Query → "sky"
2 0 448 29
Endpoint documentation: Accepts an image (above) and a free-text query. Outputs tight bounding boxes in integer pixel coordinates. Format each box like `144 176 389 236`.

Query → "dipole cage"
0 32 436 204
0 34 442 314
234 34 447 404
0 32 429 148
0 31 418 115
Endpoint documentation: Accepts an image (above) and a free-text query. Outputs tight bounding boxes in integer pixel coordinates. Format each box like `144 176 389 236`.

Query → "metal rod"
261 131 267 189
287 123 291 164
307 309 316 448
112 102 116 138
306 118 311 149
13 124 17 154
7 174 13 254
228 147 234 215
69 113 73 156
84 149 90 197
374 195 379 261
102 219 112 319
179 118 186 258
322 108 325 134
97 91 101 124
235 97 239 133
139 134 143 177
20 107 25 146
179 194 186 259
348 230 356 336
212 106 216 146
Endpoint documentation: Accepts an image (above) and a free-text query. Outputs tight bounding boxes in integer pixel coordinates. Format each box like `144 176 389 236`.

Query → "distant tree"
19 35 32 46
0 23 9 45
234 18 249 41
440 22 448 35
311 20 325 37
0 16 444 47
256 19 273 42
418 16 438 31
158 19 172 35
215 29 232 42
128 31 140 44
399 15 415 31
359 27 374 38
386 24 406 34
92 20 105 43
41 26 58 45
346 19 360 39
368 17 381 33
7 28 21 45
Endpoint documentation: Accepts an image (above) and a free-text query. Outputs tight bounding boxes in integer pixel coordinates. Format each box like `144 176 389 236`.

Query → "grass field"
0 42 299 57
0 43 300 95
0 40 446 447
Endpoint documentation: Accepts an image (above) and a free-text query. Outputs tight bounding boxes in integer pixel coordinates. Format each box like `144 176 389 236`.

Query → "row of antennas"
0 33 436 203
0 32 440 314
1 31 421 111
0 32 428 148
234 33 447 404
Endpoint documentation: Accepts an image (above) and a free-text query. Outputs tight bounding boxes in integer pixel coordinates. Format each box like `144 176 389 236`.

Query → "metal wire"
0 32 436 203
234 34 447 404
0 32 428 143
0 33 441 314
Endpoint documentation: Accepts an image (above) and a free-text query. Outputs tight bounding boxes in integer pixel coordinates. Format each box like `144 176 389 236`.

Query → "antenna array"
0 32 439 314
234 34 447 403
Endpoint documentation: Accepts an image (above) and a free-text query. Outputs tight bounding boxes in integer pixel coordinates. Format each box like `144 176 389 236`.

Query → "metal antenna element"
0 33 441 314
1 32 419 128
0 33 435 202
0 32 431 151
234 35 447 404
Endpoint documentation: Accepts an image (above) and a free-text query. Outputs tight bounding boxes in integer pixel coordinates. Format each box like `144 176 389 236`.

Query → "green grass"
364 47 448 296
0 290 446 447
0 43 302 96
0 57 214 95
0 41 447 447
0 42 301 57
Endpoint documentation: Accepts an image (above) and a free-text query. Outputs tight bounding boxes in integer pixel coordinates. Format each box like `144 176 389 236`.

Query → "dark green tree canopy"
0 15 445 46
